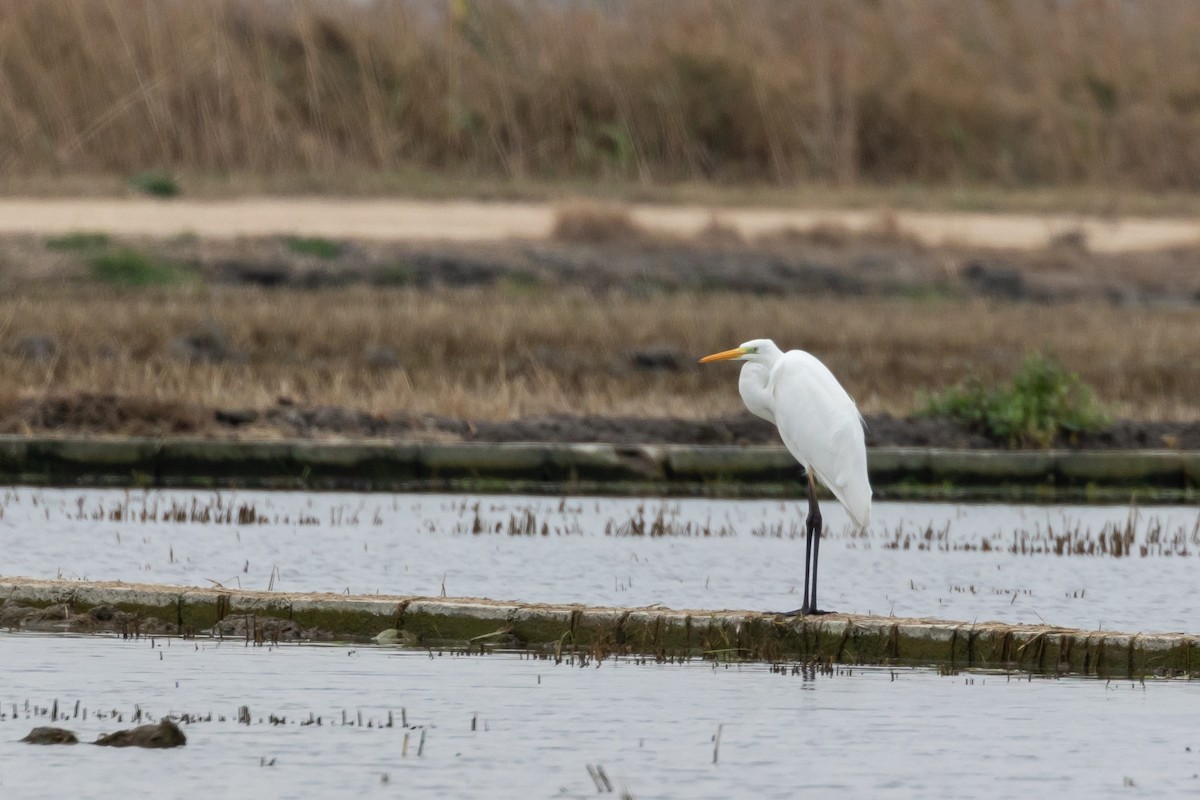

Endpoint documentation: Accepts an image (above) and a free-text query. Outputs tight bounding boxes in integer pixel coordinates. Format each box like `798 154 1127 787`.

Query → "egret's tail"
826 474 872 531
849 493 872 530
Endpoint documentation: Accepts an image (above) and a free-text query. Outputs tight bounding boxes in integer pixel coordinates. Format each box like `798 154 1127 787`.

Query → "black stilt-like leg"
782 471 823 616
805 472 824 614
801 508 814 614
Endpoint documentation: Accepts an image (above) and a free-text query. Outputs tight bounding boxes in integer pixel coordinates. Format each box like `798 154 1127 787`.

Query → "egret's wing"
770 351 872 528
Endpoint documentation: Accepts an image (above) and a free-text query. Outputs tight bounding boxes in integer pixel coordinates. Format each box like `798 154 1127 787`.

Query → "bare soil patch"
3 198 1200 254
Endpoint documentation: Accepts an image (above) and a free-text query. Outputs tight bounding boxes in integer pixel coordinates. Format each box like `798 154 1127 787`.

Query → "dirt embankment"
4 392 1198 451
5 214 1200 304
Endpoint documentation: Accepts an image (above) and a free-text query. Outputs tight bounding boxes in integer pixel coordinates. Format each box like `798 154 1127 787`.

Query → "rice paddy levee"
1 577 1194 678
0 436 1197 502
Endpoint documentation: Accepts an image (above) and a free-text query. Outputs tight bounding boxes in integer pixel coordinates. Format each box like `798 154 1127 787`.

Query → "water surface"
0 633 1196 800
2 488 1197 631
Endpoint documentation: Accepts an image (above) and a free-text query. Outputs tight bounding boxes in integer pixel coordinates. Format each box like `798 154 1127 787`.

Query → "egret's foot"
776 607 834 617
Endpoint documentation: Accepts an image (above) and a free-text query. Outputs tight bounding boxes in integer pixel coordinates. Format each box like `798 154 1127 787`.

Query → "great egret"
700 338 871 614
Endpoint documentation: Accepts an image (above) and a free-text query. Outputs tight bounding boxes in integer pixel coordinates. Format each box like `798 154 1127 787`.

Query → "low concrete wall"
1 577 1194 677
0 435 1195 501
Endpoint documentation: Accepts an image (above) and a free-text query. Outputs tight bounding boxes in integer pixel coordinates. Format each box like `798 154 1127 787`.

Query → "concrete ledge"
665 446 799 482
0 436 1194 502
1 577 1195 676
1054 451 1185 487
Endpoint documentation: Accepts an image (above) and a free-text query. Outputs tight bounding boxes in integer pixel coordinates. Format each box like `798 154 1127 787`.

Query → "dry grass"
6 0 1200 191
0 286 1196 424
551 203 653 244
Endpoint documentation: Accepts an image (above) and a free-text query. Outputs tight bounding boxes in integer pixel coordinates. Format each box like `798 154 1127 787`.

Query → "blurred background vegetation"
0 0 1197 447
3 0 1200 193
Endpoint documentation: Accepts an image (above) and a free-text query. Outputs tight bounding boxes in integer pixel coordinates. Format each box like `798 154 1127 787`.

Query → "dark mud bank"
6 392 1200 451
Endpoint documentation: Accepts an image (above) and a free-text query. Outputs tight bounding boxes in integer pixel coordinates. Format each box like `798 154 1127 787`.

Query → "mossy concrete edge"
2 577 1195 677
0 436 1195 501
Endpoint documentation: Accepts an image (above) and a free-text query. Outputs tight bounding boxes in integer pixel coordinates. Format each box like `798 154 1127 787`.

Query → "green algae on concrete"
1055 451 1186 488
866 448 933 486
1183 453 1200 488
419 443 663 484
544 444 664 483
288 441 421 487
12 437 159 486
1 435 1195 500
2 577 1196 677
665 446 801 484
157 440 294 485
929 449 1056 486
419 443 548 481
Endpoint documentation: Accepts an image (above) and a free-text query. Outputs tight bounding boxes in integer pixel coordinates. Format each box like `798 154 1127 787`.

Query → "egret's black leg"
781 472 822 616
801 508 814 614
809 511 822 614
805 472 825 614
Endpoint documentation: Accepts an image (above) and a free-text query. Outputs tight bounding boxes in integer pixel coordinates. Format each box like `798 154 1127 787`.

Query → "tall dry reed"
3 0 1200 189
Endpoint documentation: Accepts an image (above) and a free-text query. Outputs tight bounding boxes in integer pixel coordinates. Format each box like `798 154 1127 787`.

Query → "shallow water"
1 633 1197 800
2 488 1198 632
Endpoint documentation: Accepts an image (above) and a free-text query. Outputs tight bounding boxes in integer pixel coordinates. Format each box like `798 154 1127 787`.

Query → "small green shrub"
46 231 110 251
89 249 192 287
128 170 180 197
919 351 1109 447
377 262 416 286
285 236 343 259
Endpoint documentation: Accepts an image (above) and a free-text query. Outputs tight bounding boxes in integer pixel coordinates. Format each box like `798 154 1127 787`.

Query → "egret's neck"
738 361 776 424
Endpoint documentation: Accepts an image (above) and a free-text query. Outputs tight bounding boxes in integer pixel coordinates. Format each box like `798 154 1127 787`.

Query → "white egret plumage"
700 338 871 614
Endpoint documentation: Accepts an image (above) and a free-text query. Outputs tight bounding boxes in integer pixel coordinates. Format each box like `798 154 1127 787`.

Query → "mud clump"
212 613 336 642
95 719 187 749
0 599 171 635
22 727 79 745
24 719 187 749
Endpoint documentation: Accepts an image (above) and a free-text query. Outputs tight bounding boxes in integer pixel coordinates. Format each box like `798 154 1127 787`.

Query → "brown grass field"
1 284 1196 434
3 0 1200 441
6 0 1200 194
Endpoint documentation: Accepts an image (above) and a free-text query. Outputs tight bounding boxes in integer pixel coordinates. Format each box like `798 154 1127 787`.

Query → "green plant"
285 237 344 259
46 232 110 251
377 262 417 286
919 351 1109 447
88 249 192 287
128 171 180 198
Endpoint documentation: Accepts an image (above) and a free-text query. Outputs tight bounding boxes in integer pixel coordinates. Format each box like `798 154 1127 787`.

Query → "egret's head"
699 338 778 364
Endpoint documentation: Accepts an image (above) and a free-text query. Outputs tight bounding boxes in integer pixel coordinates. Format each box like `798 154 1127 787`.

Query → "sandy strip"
0 197 1198 252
